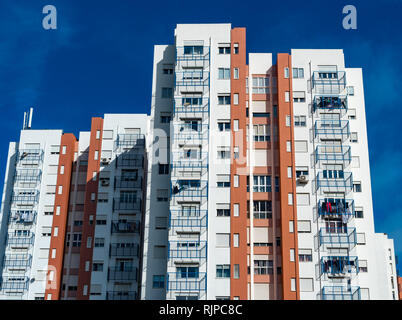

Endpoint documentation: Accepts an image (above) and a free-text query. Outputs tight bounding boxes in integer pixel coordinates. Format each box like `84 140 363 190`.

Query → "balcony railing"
314 120 350 141
3 254 32 269
6 234 35 246
11 192 39 205
168 241 207 259
108 267 138 281
113 198 142 211
116 154 143 168
313 95 348 112
1 277 29 292
314 145 351 167
109 244 139 257
16 149 43 165
114 177 142 189
312 71 346 94
318 199 355 219
14 169 42 182
111 221 140 234
106 291 137 300
320 256 359 277
115 134 145 149
321 286 361 300
171 184 208 202
176 46 210 61
9 210 37 224
174 97 209 116
316 171 353 193
169 210 208 231
318 227 357 248
167 272 207 292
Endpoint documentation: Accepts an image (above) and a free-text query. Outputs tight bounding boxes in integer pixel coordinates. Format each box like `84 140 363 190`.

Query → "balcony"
114 177 143 189
106 291 137 300
316 171 353 193
111 220 140 234
14 169 42 183
108 267 138 281
312 71 346 94
11 191 39 205
169 210 207 231
113 198 142 211
6 234 35 247
0 277 29 293
168 241 207 260
167 272 206 292
171 181 208 203
109 244 139 257
116 154 143 168
115 134 145 150
314 145 351 167
321 286 361 300
3 254 32 270
313 95 347 112
16 149 43 166
318 199 355 220
9 210 37 224
320 256 359 278
176 46 210 69
314 120 350 141
318 227 357 249
174 97 209 117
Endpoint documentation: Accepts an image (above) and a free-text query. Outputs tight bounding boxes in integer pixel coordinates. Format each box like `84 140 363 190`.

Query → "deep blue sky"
1 1 402 273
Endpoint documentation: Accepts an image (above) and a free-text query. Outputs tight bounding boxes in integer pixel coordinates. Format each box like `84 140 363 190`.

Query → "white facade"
0 129 62 300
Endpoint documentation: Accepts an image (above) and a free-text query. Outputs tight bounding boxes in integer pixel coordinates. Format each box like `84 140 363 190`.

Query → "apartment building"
0 23 398 300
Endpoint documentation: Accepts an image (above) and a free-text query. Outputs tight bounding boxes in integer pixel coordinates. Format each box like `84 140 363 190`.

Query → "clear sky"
1 0 402 274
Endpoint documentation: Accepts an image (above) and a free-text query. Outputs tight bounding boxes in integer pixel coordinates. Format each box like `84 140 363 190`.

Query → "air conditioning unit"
298 175 308 184
101 158 110 164
100 178 110 186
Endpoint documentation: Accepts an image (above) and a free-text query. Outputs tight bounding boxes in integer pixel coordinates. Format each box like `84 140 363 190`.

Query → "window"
51 249 56 259
253 124 270 141
299 249 313 262
233 43 239 54
217 147 230 160
233 68 239 79
287 167 292 178
355 207 364 218
103 130 113 139
296 193 310 206
233 264 240 279
60 166 65 174
92 263 103 272
286 115 291 127
155 217 168 230
292 68 304 79
294 115 307 126
348 109 356 120
293 91 305 102
233 93 239 105
154 245 167 259
182 96 202 106
218 44 230 54
350 132 358 143
247 175 271 192
218 121 231 132
249 200 272 219
353 182 362 193
275 177 279 192
252 77 269 94
94 238 105 248
357 233 366 245
234 146 239 159
234 175 239 187
285 91 290 102
294 140 308 153
58 186 63 195
289 220 294 233
288 193 293 205
153 275 165 288
254 260 273 275
286 141 291 152
160 115 171 123
216 265 230 278
184 45 203 55
216 234 230 247
218 94 231 105
299 278 314 292
162 87 173 98
73 220 83 226
163 64 174 74
252 112 270 118
359 260 368 272
158 163 169 175
290 278 296 292
234 234 239 247
284 67 289 78
296 167 309 178
86 237 92 248
290 249 295 261
233 120 239 131
234 204 239 217
298 220 311 233
217 204 230 217
347 86 354 95
157 189 168 202
218 68 230 79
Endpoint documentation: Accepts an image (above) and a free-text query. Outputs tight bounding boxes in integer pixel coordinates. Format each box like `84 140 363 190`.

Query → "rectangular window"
248 200 272 219
299 249 313 262
162 87 173 98
158 163 169 175
293 91 306 102
233 93 239 105
153 275 165 288
290 249 295 262
233 120 239 131
292 68 304 79
183 45 203 55
296 193 310 206
216 234 230 247
253 260 273 275
157 189 168 202
294 115 307 127
217 203 230 217
286 115 291 127
288 193 293 205
218 68 230 80
247 175 272 193
217 147 231 160
62 146 67 155
350 132 358 143
286 141 292 152
233 68 239 79
233 264 240 279
347 86 354 95
234 204 239 217
252 77 269 94
298 220 311 233
353 182 362 193
234 175 239 188
285 91 290 102
218 44 231 54
233 43 239 54
218 94 231 105
253 124 270 142
218 121 231 132
234 234 239 247
284 67 289 78
348 109 356 120
60 166 65 174
216 265 230 278
300 278 314 292
94 151 99 160
294 140 308 153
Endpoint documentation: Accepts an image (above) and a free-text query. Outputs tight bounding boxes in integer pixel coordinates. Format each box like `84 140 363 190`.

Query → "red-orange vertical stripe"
276 53 300 300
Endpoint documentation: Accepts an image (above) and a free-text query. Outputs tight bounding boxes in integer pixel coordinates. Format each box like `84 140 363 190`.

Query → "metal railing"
313 95 348 112
116 154 143 168
111 221 140 234
1 278 29 292
114 177 143 189
168 241 207 259
312 71 346 94
113 198 142 211
321 286 361 300
3 254 32 269
106 291 137 300
171 184 208 202
6 234 35 246
167 272 207 292
16 149 43 165
316 171 353 193
318 199 355 219
108 267 138 281
115 134 145 149
314 145 352 167
9 210 37 224
109 244 139 257
320 256 359 277
318 227 357 248
314 120 350 141
169 210 208 230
